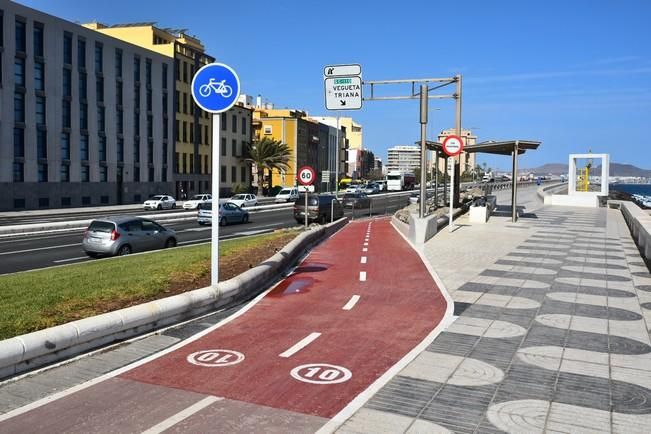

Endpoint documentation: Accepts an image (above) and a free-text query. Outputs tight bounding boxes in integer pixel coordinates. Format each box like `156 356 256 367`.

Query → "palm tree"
242 137 291 196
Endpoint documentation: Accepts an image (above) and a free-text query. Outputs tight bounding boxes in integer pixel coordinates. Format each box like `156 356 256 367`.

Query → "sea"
610 183 651 197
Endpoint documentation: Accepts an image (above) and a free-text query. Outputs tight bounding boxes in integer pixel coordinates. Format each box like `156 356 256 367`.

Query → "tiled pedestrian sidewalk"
339 205 651 433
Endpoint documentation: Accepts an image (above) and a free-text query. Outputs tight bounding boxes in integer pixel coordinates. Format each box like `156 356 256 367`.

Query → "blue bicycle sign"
191 63 240 113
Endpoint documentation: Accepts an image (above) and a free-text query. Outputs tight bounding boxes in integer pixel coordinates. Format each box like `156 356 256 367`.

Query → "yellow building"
252 108 320 190
338 117 362 150
85 22 251 197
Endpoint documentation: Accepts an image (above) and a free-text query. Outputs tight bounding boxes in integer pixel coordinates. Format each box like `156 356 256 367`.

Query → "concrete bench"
613 201 651 262
469 195 497 223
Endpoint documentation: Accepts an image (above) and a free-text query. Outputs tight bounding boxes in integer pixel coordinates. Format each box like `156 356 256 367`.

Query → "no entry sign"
442 135 464 157
297 166 316 186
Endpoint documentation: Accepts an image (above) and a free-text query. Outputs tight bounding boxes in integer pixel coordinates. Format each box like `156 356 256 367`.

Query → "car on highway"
363 183 380 195
408 191 435 205
197 201 250 226
342 192 371 209
345 184 363 193
144 195 176 210
275 187 300 203
293 194 343 224
82 216 177 257
228 193 258 208
182 194 212 210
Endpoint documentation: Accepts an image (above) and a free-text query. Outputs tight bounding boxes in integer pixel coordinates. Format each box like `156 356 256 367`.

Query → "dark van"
293 194 344 224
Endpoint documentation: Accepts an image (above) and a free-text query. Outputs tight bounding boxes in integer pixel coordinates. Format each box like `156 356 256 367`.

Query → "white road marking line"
361 256 367 264
362 248 368 252
141 396 222 434
363 242 368 246
178 238 212 245
53 256 89 263
342 295 360 310
279 332 321 358
0 243 79 256
360 271 367 281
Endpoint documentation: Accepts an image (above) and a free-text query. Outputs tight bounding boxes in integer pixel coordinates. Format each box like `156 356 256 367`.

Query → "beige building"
85 22 252 196
431 129 477 175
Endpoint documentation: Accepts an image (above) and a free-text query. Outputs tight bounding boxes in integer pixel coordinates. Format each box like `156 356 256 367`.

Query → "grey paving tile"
366 376 442 418
427 332 480 356
636 285 651 292
522 324 567 348
555 372 611 411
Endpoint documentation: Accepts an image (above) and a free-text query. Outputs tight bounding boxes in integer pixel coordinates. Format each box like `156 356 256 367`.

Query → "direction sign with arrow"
324 76 362 110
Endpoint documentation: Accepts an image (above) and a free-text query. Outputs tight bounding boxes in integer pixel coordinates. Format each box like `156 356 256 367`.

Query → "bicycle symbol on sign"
199 78 233 98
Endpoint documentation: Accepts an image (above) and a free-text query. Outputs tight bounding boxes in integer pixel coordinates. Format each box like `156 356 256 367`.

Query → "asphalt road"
0 193 411 275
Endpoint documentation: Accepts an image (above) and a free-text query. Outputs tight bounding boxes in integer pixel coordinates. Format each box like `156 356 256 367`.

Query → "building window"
163 141 168 165
37 129 47 159
133 55 140 82
80 103 88 130
189 122 194 143
133 166 140 182
61 133 70 160
115 48 122 77
96 76 104 102
80 134 89 160
204 155 209 174
63 32 72 64
162 63 168 89
33 23 44 57
221 137 226 156
38 163 48 182
263 125 272 135
134 111 140 135
134 84 140 109
15 20 26 52
79 72 87 100
134 137 140 163
146 90 152 111
232 115 237 133
205 125 209 144
175 90 180 112
97 106 105 131
242 117 247 136
81 164 89 182
146 59 152 85
232 139 237 157
62 100 71 128
94 42 103 73
175 152 180 173
182 153 187 173
61 197 71 207
182 121 187 142
36 96 46 125
13 128 24 158
99 136 106 161
100 165 107 182
174 58 180 81
116 81 123 106
14 198 26 208
34 62 45 91
117 110 123 133
189 154 194 173
241 166 246 183
220 165 226 183
148 167 154 182
13 163 24 182
175 120 180 141
38 198 50 208
60 164 70 182
183 61 188 82
183 93 187 114
231 166 236 183
63 68 72 96
77 38 86 67
221 113 227 130
14 92 25 122
147 139 153 163
117 138 124 162
14 57 25 86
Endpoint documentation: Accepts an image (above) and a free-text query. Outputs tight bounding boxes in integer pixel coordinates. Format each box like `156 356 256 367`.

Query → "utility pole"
453 74 462 207
419 85 428 218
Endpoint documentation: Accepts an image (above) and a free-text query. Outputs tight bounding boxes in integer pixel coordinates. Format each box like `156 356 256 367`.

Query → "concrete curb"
536 182 567 201
392 207 466 243
0 217 348 380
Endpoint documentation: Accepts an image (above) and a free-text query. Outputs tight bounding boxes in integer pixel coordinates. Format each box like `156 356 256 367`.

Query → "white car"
144 195 176 210
275 188 300 203
228 193 257 208
182 194 212 210
345 184 362 193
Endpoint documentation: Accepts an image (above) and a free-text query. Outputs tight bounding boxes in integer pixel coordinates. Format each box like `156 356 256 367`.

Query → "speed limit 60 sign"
297 166 316 186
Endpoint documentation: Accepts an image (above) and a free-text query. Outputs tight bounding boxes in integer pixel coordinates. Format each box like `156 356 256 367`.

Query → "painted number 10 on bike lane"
191 63 241 114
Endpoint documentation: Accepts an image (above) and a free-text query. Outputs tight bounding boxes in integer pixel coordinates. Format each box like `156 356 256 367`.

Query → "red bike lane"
0 218 448 432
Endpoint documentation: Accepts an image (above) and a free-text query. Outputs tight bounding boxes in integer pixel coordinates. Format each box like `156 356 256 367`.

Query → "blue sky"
19 0 651 170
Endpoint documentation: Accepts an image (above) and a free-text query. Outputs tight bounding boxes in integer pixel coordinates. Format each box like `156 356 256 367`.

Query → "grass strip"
0 230 298 340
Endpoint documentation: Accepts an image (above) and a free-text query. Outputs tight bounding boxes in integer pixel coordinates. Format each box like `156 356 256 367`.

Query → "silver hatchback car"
82 216 177 257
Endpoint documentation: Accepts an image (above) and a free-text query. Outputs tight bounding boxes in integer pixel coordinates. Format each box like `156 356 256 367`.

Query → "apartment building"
86 23 253 197
386 145 421 174
0 2 174 210
432 128 477 175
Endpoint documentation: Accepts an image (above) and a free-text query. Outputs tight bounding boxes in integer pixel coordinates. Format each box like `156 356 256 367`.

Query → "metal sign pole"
305 191 308 229
419 84 428 219
211 114 221 287
449 157 455 233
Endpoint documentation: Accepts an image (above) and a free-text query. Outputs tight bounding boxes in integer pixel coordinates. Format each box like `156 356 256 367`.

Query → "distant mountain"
527 162 651 177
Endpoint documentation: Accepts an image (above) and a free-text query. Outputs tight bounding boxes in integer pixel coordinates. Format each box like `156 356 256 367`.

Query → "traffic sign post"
297 166 316 229
325 76 362 110
442 135 465 232
191 63 241 288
